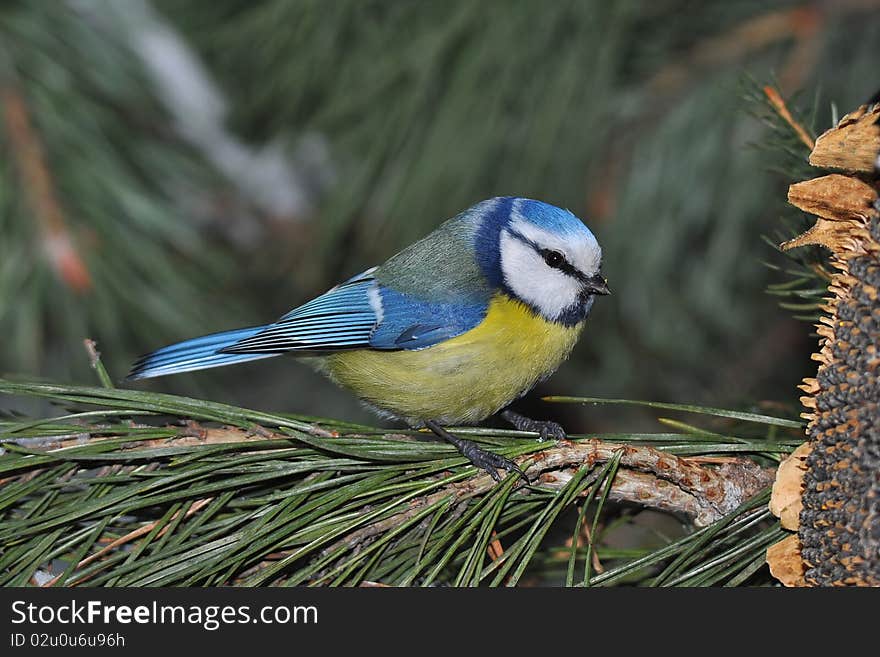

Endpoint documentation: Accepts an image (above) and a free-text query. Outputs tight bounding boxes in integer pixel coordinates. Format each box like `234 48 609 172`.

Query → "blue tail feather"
127 326 275 380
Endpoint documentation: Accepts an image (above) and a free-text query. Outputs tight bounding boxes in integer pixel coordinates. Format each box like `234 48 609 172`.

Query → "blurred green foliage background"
1 0 878 429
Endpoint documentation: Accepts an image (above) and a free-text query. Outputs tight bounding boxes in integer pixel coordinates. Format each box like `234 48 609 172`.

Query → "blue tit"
128 197 610 480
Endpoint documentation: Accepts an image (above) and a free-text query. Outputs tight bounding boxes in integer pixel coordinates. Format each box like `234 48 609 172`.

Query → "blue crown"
511 198 594 241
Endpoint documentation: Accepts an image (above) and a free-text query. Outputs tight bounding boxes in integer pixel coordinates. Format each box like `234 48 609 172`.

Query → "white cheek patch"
499 230 581 321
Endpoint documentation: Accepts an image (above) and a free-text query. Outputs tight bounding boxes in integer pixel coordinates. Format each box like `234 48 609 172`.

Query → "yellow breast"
315 293 584 425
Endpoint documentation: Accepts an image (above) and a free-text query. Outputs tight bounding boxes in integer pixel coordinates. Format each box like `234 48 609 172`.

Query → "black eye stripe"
537 248 587 282
506 228 590 282
555 258 587 282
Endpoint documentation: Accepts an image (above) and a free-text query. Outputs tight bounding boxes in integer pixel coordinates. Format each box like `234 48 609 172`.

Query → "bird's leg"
424 420 528 483
500 409 566 442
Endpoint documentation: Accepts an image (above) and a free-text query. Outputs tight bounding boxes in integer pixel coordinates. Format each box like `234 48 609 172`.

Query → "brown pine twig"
1 79 92 293
0 421 345 457
763 85 815 150
8 423 773 535
558 518 604 574
647 6 822 98
581 521 604 574
10 426 772 521
327 439 774 556
487 531 504 561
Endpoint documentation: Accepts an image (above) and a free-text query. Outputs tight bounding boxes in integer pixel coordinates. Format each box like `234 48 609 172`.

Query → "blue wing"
368 287 487 349
222 269 487 354
129 269 489 380
127 326 274 380
222 270 379 353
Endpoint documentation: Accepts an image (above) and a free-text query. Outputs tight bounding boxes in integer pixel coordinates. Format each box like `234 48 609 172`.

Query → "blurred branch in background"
0 3 250 380
96 0 334 229
1 55 92 295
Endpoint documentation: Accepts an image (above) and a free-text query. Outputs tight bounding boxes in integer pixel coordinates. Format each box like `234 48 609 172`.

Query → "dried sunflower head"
778 103 880 586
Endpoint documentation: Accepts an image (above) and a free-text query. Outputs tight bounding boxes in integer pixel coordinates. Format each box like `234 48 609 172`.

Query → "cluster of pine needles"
0 352 803 587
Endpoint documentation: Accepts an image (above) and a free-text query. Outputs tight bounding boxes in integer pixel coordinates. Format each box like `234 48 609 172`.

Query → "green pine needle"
0 378 797 586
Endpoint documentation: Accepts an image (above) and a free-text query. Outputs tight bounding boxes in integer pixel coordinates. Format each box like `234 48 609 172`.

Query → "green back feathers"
375 212 489 304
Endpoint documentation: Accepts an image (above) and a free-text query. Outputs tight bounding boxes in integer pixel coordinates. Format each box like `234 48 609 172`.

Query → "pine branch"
330 440 772 561
0 377 795 587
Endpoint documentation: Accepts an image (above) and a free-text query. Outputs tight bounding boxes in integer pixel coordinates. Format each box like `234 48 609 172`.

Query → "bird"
128 196 610 480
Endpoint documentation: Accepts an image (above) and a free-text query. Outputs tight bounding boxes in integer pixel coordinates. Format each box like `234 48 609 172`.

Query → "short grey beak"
586 274 610 296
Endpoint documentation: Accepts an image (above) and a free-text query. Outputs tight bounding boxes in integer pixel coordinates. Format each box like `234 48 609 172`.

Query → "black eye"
542 250 565 269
